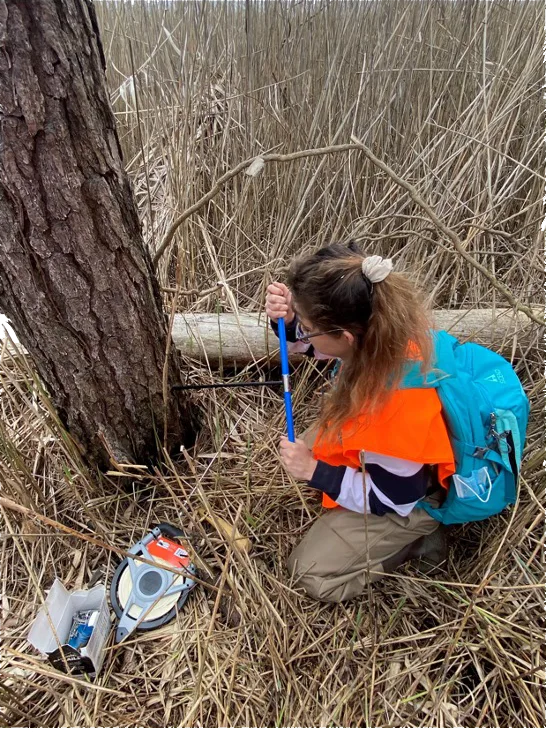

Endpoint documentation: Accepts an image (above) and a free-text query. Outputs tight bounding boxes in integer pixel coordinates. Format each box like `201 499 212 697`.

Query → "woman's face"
296 312 355 360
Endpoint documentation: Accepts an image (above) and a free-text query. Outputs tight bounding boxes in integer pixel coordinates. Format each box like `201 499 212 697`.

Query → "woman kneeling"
265 241 455 603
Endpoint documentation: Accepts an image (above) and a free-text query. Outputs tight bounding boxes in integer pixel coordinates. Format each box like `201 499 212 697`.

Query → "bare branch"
152 144 358 266
350 135 545 327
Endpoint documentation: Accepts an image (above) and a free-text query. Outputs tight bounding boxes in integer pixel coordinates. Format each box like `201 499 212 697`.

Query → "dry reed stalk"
0 0 544 727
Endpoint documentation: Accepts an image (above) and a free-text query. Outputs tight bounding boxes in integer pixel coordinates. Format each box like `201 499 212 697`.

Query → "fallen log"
171 309 542 365
1 309 541 366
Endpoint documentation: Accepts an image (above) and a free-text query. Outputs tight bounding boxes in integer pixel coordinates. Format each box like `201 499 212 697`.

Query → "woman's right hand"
265 282 295 324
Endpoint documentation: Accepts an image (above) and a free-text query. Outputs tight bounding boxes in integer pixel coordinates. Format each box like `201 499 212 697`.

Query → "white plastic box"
27 580 111 677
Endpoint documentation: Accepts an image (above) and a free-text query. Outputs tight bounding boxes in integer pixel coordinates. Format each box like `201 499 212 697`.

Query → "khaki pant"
287 506 439 602
289 426 440 602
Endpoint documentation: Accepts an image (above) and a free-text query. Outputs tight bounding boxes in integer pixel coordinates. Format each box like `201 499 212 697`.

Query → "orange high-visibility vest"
312 387 455 508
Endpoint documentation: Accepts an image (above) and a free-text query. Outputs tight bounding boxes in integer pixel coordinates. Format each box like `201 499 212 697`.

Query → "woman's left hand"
279 437 318 481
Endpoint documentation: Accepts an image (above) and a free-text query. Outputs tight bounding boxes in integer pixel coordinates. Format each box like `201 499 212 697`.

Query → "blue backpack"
401 330 530 524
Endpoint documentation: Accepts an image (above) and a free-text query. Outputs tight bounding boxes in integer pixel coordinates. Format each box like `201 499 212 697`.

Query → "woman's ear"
342 330 355 346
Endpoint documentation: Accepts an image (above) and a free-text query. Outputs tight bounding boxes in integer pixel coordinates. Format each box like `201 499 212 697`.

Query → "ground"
0 0 545 727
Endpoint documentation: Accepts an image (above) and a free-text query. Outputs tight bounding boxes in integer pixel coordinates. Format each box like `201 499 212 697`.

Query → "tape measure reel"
110 524 196 643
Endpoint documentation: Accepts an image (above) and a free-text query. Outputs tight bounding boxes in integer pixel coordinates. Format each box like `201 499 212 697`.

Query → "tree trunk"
0 0 194 468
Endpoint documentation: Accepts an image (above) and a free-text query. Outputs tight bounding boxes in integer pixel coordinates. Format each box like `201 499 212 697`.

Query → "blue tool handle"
277 317 295 442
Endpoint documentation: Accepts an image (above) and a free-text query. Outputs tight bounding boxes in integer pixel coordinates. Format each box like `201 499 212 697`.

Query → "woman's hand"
279 437 317 481
265 282 295 325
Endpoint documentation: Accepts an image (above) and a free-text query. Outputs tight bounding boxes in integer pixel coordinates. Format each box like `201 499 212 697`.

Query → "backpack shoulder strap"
400 330 457 390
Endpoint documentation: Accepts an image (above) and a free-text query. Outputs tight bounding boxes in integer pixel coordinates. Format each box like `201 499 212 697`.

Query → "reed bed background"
0 0 545 727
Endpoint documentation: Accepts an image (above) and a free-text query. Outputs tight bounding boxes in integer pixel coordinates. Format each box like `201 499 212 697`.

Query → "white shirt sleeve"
336 466 423 516
317 452 427 516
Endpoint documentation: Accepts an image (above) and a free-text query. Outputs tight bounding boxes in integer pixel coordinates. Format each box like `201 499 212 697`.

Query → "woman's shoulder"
341 386 450 462
355 386 442 427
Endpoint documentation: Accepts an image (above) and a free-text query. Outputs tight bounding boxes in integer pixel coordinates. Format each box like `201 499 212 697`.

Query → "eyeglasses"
296 321 343 344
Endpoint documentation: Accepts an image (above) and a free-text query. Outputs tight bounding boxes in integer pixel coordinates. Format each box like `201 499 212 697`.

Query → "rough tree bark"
0 0 195 468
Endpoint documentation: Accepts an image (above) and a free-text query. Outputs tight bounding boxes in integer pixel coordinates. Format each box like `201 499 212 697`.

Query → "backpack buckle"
473 447 489 459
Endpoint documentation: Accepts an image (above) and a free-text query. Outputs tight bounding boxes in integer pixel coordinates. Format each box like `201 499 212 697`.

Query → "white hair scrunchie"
361 255 393 283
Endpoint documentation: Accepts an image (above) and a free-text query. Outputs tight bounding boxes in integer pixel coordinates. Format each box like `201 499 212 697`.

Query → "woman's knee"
287 551 366 603
287 547 326 601
290 572 333 602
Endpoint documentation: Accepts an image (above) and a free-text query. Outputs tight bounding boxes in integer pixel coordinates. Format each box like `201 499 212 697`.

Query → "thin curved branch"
153 137 544 328
351 135 545 327
152 144 358 266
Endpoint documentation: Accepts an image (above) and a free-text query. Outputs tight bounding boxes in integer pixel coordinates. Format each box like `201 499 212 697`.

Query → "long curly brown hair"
287 241 433 435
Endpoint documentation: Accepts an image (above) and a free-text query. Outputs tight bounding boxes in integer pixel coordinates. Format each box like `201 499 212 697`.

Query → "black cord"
172 380 283 391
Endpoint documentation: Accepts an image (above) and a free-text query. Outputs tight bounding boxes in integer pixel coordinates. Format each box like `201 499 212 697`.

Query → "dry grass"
0 0 545 727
